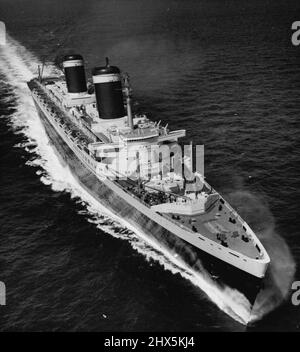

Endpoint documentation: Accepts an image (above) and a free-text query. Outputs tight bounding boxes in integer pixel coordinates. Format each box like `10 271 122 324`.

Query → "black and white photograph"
0 0 299 337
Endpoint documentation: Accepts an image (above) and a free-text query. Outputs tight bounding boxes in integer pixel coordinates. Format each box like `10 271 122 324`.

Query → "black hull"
34 101 262 307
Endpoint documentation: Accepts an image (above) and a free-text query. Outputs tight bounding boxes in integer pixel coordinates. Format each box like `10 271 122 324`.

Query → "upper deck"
35 77 185 147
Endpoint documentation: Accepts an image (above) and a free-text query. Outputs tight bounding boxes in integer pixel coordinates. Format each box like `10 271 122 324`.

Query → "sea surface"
0 0 299 331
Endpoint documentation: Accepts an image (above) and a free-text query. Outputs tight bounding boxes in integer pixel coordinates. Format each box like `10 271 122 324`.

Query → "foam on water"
223 190 296 322
2 35 285 326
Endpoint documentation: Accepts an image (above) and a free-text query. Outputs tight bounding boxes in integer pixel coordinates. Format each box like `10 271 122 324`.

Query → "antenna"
38 65 41 81
37 58 46 82
40 61 45 80
163 123 168 135
190 140 194 175
124 73 133 130
136 150 141 192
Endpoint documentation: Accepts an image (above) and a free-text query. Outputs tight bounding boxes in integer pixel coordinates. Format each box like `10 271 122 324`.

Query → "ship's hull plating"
33 100 262 306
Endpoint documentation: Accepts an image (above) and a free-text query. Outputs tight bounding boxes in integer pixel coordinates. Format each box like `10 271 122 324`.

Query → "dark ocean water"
0 0 300 331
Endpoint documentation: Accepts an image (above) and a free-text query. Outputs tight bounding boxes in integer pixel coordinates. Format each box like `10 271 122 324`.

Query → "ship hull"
33 100 262 306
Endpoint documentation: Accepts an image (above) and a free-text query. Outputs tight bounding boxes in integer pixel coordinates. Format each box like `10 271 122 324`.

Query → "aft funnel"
92 58 125 119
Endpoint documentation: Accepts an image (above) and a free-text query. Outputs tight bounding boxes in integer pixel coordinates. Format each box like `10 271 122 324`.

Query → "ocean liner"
27 54 270 305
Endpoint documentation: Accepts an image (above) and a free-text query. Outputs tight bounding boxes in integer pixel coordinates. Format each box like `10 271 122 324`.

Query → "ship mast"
123 73 134 130
190 140 194 175
37 62 45 83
